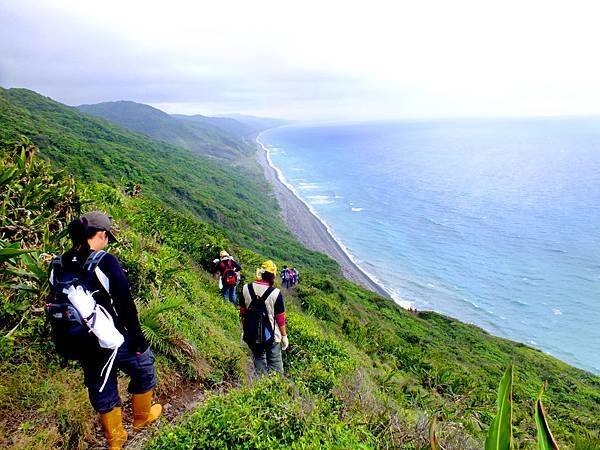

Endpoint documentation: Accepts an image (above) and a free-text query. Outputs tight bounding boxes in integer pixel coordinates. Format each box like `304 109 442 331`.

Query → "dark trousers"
80 338 157 413
250 342 284 375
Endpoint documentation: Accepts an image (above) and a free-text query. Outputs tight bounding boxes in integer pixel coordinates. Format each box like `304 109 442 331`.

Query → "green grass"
1 89 599 449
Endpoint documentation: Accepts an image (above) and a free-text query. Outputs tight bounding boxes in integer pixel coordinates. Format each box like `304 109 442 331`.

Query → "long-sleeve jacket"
62 247 148 353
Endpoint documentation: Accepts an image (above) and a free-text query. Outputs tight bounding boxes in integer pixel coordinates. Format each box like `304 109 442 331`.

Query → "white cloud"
1 0 600 119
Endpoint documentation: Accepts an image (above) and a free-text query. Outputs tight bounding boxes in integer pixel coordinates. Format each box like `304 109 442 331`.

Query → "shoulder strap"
49 255 63 286
247 283 257 302
84 250 109 294
83 250 106 272
247 283 274 305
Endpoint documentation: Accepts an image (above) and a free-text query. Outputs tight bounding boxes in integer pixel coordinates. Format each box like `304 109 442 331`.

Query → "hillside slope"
1 88 599 449
77 101 253 159
0 88 331 270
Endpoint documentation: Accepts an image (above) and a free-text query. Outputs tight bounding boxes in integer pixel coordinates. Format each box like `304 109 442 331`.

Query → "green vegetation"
77 101 255 159
485 365 513 450
535 384 560 450
0 87 334 271
1 88 599 449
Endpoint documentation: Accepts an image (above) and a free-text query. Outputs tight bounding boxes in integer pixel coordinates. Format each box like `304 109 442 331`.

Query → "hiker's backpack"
45 251 107 361
45 251 125 391
221 259 238 286
243 284 275 347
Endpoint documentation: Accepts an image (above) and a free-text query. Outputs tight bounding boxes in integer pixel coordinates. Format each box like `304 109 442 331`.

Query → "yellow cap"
256 260 277 278
261 260 277 274
219 250 229 258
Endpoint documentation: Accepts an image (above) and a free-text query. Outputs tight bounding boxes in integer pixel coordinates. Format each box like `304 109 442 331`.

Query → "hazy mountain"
77 101 254 159
223 113 289 133
173 113 288 139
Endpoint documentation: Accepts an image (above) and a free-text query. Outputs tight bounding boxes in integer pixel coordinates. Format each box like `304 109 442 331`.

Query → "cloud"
2 0 600 120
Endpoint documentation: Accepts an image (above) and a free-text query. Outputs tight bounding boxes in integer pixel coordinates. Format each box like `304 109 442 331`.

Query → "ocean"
259 117 600 374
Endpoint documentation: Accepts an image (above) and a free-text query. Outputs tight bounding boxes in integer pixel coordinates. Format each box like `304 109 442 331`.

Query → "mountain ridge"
77 100 255 159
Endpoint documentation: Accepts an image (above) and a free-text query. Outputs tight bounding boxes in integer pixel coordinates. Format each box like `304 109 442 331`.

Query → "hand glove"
281 335 289 351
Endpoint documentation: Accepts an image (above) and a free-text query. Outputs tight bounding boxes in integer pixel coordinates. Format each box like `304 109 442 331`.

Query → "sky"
1 0 600 121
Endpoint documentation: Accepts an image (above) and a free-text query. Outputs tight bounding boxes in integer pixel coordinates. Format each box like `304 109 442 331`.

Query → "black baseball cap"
82 211 117 243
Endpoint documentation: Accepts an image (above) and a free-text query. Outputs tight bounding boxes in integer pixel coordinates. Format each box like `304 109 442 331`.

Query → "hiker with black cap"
240 260 289 375
52 211 161 449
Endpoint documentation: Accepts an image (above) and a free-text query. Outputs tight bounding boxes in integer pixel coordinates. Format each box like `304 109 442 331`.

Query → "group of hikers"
280 265 300 288
213 251 293 375
46 212 292 449
213 251 300 306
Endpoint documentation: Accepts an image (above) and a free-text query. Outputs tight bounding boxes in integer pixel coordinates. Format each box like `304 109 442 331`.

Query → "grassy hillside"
0 88 333 272
1 89 599 449
77 101 253 159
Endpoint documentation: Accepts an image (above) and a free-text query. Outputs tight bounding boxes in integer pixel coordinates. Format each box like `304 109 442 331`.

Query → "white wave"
256 134 394 304
552 308 563 315
307 195 334 205
351 207 363 212
298 182 321 190
390 292 415 309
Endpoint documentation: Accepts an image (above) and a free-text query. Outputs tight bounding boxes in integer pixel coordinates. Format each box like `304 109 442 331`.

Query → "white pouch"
64 285 124 392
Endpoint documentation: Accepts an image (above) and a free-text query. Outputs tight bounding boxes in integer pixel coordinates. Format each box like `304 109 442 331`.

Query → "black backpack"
44 250 107 361
243 284 275 347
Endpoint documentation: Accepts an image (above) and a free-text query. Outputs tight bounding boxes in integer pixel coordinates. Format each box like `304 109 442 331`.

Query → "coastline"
255 134 390 298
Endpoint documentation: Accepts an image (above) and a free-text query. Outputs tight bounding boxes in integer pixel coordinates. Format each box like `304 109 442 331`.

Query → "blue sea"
259 118 600 374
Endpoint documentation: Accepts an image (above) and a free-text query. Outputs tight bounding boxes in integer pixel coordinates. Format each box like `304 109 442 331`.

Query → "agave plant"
535 383 559 450
429 365 563 449
429 415 445 450
1 137 81 336
485 365 513 450
481 365 560 450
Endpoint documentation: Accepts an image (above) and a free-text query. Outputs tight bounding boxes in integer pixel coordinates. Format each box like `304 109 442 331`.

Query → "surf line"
256 133 397 302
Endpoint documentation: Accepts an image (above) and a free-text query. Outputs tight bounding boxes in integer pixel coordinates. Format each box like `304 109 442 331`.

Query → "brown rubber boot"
99 407 128 450
132 390 162 431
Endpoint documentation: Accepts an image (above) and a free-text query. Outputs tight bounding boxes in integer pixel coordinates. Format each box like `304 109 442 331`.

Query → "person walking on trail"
292 267 300 285
287 267 296 287
215 250 241 306
240 260 289 375
280 265 290 289
50 212 161 450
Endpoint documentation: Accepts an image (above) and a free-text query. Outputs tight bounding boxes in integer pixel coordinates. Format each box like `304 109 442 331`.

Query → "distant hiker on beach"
47 212 161 450
214 250 241 306
240 260 289 375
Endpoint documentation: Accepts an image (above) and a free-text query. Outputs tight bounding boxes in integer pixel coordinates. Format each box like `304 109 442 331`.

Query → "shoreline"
255 134 391 299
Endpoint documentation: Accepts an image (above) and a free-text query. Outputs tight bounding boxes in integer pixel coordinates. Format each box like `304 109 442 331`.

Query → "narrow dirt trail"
87 362 253 450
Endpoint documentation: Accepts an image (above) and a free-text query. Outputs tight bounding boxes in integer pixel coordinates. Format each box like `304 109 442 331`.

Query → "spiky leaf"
430 415 445 450
485 365 513 450
535 383 559 450
0 247 34 263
